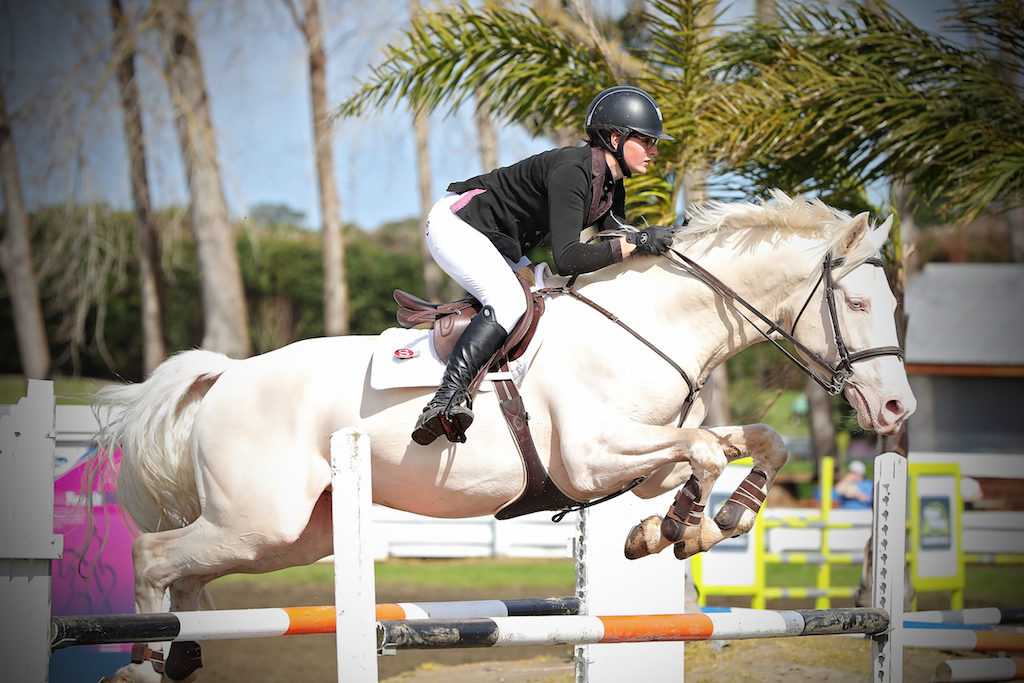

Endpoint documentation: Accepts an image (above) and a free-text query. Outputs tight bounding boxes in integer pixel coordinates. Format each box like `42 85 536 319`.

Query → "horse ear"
867 215 894 252
837 212 870 256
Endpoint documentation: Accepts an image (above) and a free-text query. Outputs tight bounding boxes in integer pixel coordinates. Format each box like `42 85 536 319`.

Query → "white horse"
94 190 914 681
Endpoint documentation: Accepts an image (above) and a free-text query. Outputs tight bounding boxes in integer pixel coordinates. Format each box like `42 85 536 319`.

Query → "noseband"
788 253 905 393
666 248 905 396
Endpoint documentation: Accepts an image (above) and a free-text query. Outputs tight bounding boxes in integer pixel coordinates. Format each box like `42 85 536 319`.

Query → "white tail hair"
94 350 235 533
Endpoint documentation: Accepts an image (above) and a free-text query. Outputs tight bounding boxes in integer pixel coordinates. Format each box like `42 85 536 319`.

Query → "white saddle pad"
369 264 553 392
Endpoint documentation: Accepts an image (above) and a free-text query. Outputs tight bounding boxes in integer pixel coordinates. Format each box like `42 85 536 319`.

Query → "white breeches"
425 192 529 334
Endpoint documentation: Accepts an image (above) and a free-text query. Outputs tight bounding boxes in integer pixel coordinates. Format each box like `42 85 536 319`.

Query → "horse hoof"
673 541 687 560
623 515 662 559
624 525 651 559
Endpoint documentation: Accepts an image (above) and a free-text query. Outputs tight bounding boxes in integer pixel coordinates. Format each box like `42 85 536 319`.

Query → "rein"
538 277 701 427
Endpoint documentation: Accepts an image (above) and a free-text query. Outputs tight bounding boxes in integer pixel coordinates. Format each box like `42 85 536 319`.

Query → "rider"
411 85 676 446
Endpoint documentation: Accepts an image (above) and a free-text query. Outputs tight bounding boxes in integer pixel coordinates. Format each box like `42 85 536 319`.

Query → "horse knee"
689 437 727 481
751 423 788 470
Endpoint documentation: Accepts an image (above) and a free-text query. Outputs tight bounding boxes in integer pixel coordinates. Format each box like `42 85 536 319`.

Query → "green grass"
218 558 1024 608
0 374 113 405
220 558 575 591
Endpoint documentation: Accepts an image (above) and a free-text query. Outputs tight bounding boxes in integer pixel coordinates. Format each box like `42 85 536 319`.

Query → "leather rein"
539 248 905 427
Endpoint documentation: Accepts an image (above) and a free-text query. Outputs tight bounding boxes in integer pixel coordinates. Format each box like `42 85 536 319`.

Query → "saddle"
392 273 580 519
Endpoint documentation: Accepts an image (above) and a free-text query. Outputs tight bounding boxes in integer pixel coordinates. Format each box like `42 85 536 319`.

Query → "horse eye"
848 298 865 311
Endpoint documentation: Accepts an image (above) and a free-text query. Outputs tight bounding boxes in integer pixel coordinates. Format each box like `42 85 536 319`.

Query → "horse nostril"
885 399 904 420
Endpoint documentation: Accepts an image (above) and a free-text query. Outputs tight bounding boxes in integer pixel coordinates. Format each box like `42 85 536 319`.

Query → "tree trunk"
754 0 777 23
156 0 251 358
301 0 348 335
475 94 498 172
0 84 51 379
410 0 442 302
703 371 731 426
111 0 166 375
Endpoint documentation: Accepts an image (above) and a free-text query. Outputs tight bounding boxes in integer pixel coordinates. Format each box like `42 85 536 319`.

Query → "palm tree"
338 0 1021 241
336 0 715 226
704 0 1023 238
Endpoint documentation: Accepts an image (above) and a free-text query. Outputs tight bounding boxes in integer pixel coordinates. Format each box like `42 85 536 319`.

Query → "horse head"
789 211 916 435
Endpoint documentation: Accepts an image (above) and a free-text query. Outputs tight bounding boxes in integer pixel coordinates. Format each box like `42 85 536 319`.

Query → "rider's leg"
411 193 527 445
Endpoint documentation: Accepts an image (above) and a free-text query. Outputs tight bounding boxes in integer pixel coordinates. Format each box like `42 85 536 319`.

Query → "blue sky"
2 0 954 232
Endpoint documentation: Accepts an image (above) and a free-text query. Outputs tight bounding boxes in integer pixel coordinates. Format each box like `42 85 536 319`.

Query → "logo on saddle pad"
394 347 419 359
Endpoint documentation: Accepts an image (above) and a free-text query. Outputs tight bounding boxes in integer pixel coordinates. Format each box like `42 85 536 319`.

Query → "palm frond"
335 1 614 134
705 0 1024 222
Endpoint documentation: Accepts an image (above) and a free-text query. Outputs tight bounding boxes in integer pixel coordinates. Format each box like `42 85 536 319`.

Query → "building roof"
904 263 1024 367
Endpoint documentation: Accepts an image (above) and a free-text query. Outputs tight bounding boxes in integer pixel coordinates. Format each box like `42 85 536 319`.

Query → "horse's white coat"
94 191 915 682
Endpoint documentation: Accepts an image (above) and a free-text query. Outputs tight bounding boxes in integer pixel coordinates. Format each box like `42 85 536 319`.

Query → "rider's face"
613 132 658 176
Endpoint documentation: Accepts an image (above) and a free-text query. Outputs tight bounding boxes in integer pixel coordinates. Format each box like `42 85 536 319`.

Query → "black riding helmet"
585 86 673 178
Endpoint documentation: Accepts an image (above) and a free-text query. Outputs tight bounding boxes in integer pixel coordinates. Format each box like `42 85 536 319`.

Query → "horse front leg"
624 423 788 560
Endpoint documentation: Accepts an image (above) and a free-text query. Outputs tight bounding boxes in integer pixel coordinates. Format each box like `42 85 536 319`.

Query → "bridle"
542 245 905 425
785 252 905 394
662 247 905 398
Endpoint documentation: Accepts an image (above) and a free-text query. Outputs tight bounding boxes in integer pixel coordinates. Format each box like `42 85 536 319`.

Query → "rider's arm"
546 164 626 275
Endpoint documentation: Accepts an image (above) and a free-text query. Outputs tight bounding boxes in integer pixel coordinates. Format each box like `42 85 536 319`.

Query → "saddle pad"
369 325 541 392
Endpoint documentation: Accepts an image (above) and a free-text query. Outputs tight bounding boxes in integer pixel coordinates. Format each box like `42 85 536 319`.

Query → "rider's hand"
626 226 675 255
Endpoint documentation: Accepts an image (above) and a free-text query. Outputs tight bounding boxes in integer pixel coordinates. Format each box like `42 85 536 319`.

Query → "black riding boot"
412 306 508 445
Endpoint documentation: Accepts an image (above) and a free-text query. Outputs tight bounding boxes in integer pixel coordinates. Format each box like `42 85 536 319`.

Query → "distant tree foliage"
0 205 423 381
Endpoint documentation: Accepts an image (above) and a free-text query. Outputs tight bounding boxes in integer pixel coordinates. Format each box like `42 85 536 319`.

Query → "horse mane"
682 189 867 258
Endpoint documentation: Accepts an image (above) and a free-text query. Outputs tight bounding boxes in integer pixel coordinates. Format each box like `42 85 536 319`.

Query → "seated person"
834 460 873 509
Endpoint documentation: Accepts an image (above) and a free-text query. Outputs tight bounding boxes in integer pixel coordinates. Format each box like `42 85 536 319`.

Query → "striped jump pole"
375 608 889 652
376 597 580 620
934 658 1024 682
50 599 582 650
907 607 1024 626
51 607 887 651
904 628 1024 652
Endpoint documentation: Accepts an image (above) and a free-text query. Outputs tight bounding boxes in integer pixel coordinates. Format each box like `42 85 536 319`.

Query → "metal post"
871 452 907 683
331 428 377 681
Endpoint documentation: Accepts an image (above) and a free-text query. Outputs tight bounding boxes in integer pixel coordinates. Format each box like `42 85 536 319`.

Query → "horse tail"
93 349 236 534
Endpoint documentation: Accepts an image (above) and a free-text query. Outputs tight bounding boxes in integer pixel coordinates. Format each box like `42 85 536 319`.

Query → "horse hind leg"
103 499 324 683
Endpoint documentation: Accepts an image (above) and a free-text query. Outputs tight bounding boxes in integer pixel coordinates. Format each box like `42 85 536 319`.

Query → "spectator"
961 476 984 510
834 460 873 509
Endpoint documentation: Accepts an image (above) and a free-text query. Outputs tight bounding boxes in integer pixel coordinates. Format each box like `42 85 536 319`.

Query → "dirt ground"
192 578 1000 682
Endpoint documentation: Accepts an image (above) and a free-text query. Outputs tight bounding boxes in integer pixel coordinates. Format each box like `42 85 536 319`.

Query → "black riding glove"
626 225 674 255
